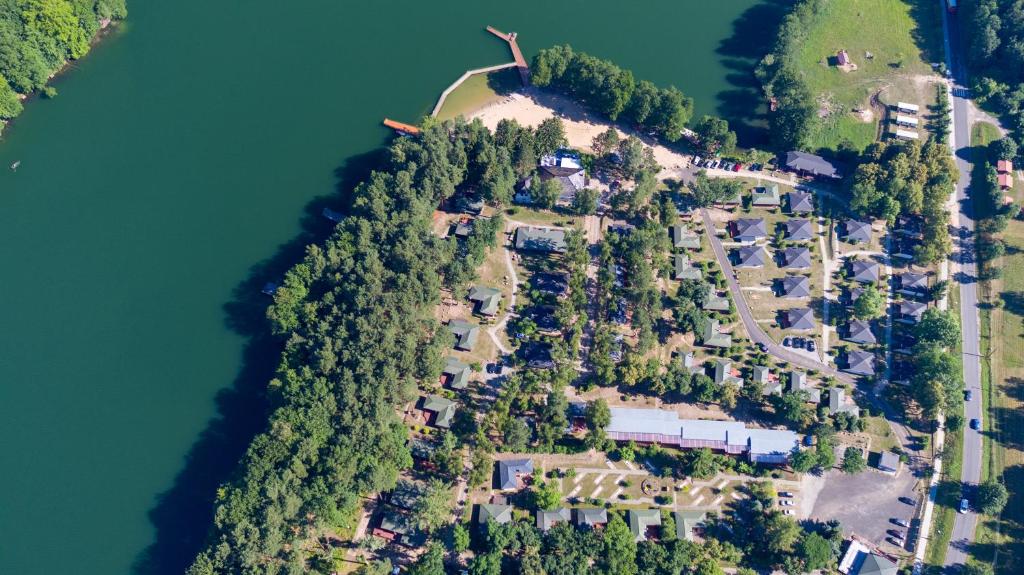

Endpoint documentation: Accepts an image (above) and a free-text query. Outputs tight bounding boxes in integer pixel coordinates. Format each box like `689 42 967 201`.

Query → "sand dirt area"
470 90 693 179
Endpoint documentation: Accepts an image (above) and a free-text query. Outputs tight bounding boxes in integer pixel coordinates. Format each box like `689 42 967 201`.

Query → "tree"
571 188 599 215
407 544 446 575
412 479 453 533
593 127 620 157
841 447 866 474
532 177 563 209
600 514 639 575
534 480 562 511
618 137 659 180
586 398 611 430
916 308 961 348
680 448 721 479
798 532 834 572
992 137 1018 161
692 115 737 156
688 171 742 207
452 523 470 552
853 284 885 319
535 117 568 158
502 417 532 452
976 480 1009 515
791 448 816 473
961 563 995 575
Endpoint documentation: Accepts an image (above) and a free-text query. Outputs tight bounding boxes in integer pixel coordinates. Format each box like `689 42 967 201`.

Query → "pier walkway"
486 26 529 85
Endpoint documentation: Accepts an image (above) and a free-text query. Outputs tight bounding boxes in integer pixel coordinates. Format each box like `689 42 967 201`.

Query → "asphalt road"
698 209 853 385
942 7 984 569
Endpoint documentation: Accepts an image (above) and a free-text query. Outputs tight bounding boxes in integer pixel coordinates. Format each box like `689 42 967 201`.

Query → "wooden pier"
382 118 421 136
486 26 529 85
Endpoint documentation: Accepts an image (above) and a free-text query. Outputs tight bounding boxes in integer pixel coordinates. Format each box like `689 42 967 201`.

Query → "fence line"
431 62 518 118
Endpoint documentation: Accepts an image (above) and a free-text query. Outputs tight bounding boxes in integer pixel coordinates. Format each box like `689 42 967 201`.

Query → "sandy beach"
469 89 694 180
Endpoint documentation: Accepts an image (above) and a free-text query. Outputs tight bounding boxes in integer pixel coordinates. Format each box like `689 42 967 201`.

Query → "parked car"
898 496 915 505
757 342 768 352
693 155 703 164
888 529 905 538
970 418 981 430
779 500 793 506
778 491 794 498
793 337 805 349
783 337 791 347
959 498 970 513
783 509 795 516
732 162 743 172
893 518 910 527
750 163 762 172
806 340 816 351
887 537 905 547
965 390 973 401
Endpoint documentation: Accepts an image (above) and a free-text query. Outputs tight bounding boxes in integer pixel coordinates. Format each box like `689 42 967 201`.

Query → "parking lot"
805 467 919 553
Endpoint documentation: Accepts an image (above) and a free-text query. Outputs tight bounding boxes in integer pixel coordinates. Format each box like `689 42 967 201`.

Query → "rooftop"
734 245 766 268
784 307 815 330
785 219 815 241
785 151 839 178
628 508 662 541
497 458 534 491
448 319 479 351
842 219 873 243
779 274 811 298
844 320 877 345
780 247 813 269
733 218 768 241
674 254 703 281
845 350 876 376
848 259 880 283
442 357 471 390
787 191 815 213
421 395 457 428
478 503 513 526
536 507 572 531
468 285 502 316
751 185 781 206
515 226 567 253
700 317 732 348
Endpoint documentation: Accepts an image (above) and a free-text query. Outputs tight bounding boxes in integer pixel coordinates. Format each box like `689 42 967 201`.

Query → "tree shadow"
131 148 387 575
713 0 791 147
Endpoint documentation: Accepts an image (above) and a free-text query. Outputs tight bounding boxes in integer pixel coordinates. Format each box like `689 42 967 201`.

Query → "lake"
0 1 788 573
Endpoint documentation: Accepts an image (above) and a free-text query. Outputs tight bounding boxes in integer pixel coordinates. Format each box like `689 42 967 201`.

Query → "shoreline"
2 19 124 137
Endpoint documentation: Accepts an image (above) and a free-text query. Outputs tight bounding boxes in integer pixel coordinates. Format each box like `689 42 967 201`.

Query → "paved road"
698 209 853 384
942 6 984 569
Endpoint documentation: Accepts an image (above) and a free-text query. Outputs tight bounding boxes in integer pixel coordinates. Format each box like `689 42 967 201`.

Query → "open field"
435 67 521 121
971 121 1024 572
793 0 944 151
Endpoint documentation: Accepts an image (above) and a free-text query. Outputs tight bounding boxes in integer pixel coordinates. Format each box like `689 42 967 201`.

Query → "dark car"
965 390 973 401
899 496 915 505
806 340 816 351
757 342 768 352
793 337 805 349
887 537 905 547
970 418 981 430
783 337 791 347
893 518 910 527
887 529 905 538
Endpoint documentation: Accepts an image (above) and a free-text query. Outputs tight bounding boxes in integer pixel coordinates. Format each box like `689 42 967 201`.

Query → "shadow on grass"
130 147 387 574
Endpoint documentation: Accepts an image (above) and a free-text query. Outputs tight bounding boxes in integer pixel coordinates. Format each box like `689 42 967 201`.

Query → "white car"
783 509 795 516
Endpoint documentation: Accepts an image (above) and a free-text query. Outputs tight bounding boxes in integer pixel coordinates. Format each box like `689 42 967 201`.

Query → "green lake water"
0 1 788 573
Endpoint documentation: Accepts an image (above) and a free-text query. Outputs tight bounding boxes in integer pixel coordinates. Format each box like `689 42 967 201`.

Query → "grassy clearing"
971 121 1024 573
794 0 944 151
925 318 964 567
435 67 520 121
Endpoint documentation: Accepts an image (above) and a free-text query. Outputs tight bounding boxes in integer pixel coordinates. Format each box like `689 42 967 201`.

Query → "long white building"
606 407 800 464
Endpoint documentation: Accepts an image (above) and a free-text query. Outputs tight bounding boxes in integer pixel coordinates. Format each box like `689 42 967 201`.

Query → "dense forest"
185 117 564 574
755 0 823 152
847 139 958 265
530 44 697 142
0 0 126 128
393 480 844 575
965 0 1024 158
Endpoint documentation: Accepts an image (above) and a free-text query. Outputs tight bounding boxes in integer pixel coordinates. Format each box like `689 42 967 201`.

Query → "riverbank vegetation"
0 0 127 130
186 118 538 574
756 0 943 153
530 44 697 143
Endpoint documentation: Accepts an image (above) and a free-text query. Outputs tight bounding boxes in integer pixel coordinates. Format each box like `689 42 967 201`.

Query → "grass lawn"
504 206 581 228
435 67 521 121
794 0 945 151
971 121 1024 573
